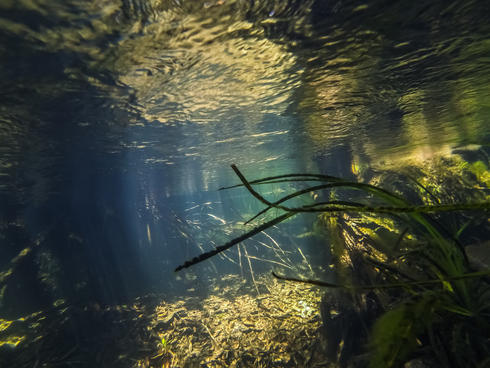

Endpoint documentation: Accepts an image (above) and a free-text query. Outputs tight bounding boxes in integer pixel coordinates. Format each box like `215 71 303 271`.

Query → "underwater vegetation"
176 163 490 368
0 274 325 367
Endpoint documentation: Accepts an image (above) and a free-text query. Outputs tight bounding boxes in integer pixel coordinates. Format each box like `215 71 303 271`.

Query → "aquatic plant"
175 164 490 367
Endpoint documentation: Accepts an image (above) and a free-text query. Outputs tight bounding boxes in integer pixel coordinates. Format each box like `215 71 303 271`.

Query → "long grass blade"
218 173 344 190
272 269 490 291
175 212 295 271
231 164 488 220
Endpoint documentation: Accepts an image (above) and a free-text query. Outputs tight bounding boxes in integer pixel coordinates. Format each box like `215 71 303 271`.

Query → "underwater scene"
1 0 489 367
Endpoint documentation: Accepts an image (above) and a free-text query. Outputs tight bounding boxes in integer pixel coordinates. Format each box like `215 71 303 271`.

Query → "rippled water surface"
1 0 489 310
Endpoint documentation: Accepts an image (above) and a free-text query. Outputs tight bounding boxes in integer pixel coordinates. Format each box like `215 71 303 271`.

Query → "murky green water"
0 1 489 367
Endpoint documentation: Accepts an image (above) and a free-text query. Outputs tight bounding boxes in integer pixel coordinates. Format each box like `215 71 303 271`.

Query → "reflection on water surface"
1 0 488 184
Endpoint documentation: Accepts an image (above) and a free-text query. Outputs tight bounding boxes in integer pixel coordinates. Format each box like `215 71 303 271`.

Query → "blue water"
1 0 489 318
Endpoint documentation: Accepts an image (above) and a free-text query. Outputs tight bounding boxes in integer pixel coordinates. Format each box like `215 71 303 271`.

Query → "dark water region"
1 0 490 367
